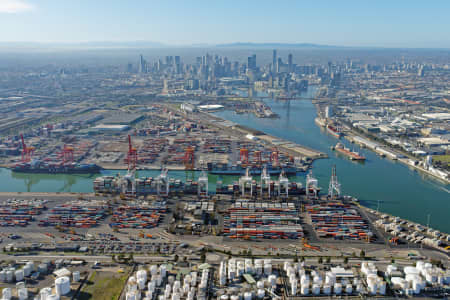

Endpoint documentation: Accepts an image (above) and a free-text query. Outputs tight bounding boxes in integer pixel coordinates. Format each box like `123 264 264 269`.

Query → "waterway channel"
0 88 448 233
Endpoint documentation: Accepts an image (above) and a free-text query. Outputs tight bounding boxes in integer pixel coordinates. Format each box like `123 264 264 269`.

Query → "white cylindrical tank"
257 289 265 299
23 265 31 277
334 283 342 295
16 281 25 290
268 274 277 286
346 284 353 294
73 271 80 282
356 283 363 293
46 295 60 300
55 276 71 296
125 291 137 300
264 263 272 275
323 285 331 295
40 287 52 300
368 282 377 295
2 288 12 300
168 275 175 284
244 292 252 300
291 280 297 295
0 270 6 282
136 270 147 282
18 288 28 300
378 281 386 295
6 270 13 282
257 280 264 289
301 285 309 295
15 269 24 282
220 295 229 300
171 292 180 300
150 265 158 276
137 277 146 290
312 284 320 295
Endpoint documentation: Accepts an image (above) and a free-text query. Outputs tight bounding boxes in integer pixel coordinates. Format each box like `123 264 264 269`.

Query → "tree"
200 253 206 263
344 257 349 264
111 254 116 262
174 254 179 262
294 256 299 263
325 257 331 264
351 252 356 258
318 257 323 264
391 258 395 264
360 250 365 258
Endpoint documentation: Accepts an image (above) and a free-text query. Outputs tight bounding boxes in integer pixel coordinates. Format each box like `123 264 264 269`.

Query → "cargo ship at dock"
333 143 366 161
326 124 342 138
207 162 301 176
11 161 102 174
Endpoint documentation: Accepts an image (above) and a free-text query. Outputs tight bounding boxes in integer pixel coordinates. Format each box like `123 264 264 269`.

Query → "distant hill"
215 42 340 48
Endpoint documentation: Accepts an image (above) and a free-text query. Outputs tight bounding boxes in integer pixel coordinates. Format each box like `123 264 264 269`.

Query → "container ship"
207 162 299 176
11 160 102 174
333 143 366 161
326 124 342 138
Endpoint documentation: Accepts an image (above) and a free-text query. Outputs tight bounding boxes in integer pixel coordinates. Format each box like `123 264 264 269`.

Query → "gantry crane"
20 134 35 163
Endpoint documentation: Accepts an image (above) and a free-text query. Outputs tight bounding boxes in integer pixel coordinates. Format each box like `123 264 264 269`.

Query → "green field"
79 270 129 300
434 155 450 166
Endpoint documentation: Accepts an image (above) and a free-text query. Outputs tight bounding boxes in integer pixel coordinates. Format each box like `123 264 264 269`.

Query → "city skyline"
0 0 449 48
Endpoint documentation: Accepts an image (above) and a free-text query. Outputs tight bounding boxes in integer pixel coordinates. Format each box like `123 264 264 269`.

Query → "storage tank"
6 270 13 282
46 295 60 300
40 287 52 300
264 263 272 275
220 295 229 300
323 285 331 295
0 270 6 282
73 271 80 282
138 277 146 290
2 288 12 300
378 281 386 295
345 284 352 294
334 283 342 295
38 264 48 274
137 270 147 282
257 289 265 299
312 284 320 295
18 288 28 300
150 265 158 276
268 275 277 286
14 269 23 282
55 276 71 296
356 283 363 293
230 295 239 300
256 280 264 289
125 291 137 300
368 282 377 295
23 265 32 277
244 292 252 300
301 285 309 295
291 280 297 295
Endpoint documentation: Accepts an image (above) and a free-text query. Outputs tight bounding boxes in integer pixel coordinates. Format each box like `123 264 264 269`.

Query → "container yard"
38 200 108 228
0 198 47 227
223 201 304 240
305 202 374 241
110 201 167 229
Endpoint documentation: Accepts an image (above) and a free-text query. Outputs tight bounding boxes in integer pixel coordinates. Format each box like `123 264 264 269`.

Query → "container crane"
58 144 74 165
328 165 341 199
184 146 195 170
240 148 249 166
20 134 35 163
127 135 138 171
270 149 279 166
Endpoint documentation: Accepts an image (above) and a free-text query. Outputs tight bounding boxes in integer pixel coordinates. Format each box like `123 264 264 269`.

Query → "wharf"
198 111 327 160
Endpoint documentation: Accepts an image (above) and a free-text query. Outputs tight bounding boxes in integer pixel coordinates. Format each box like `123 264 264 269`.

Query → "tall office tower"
174 56 181 65
127 63 133 73
272 49 277 73
247 54 256 70
288 53 293 72
138 54 146 73
277 58 282 73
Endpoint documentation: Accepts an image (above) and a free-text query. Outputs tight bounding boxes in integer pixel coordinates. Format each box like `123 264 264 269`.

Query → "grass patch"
79 270 128 300
434 155 450 164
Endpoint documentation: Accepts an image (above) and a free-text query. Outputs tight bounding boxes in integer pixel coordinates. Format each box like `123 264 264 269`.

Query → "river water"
0 88 448 233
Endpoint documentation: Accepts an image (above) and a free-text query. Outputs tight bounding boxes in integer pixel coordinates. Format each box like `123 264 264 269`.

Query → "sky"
0 0 449 48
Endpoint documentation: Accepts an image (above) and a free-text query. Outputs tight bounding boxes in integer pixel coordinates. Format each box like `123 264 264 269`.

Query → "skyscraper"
272 49 277 74
138 54 146 73
288 53 293 72
247 54 256 70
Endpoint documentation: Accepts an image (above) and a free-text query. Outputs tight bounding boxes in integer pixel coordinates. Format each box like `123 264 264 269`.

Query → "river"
0 88 448 233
